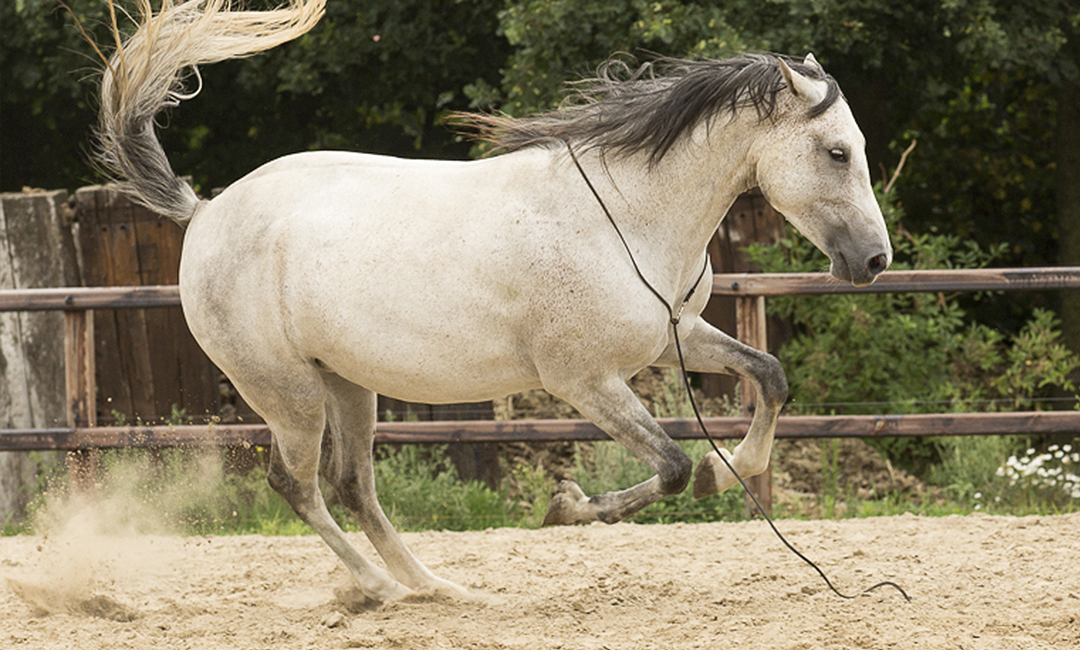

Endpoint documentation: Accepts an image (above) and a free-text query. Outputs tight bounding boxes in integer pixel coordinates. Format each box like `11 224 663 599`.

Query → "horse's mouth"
830 250 886 287
829 251 854 284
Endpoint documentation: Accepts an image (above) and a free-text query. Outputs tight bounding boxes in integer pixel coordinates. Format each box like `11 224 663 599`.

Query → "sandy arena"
2 511 1078 649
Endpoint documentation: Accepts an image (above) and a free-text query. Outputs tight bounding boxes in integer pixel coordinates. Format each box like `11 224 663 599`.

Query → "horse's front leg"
541 376 692 525
653 317 788 498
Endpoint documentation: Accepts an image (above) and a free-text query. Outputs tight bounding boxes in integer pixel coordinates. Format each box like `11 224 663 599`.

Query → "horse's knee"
658 447 693 495
752 352 788 410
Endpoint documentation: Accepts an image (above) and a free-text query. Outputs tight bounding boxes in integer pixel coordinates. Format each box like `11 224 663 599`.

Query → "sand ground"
2 512 1078 649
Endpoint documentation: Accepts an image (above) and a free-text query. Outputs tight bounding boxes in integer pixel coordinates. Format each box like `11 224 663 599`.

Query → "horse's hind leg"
233 369 410 604
541 376 692 526
266 430 408 603
321 372 470 599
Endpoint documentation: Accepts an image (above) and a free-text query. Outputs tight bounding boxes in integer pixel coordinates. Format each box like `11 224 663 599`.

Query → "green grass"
5 431 1077 539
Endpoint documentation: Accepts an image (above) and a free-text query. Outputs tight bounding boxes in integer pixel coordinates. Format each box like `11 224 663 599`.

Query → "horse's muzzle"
831 249 891 287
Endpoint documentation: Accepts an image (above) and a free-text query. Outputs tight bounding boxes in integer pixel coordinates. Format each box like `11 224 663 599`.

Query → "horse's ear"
803 53 824 75
778 56 826 105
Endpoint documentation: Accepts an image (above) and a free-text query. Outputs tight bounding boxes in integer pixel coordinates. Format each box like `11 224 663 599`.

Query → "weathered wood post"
736 293 773 516
75 184 219 424
0 190 80 523
64 309 98 489
703 189 784 516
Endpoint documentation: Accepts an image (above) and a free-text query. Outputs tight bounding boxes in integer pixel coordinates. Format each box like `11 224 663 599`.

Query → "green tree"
1 0 509 193
1 0 106 190
6 1 1077 332
493 0 751 115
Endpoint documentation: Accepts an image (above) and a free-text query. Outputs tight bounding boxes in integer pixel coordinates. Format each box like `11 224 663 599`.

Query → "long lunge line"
568 139 909 603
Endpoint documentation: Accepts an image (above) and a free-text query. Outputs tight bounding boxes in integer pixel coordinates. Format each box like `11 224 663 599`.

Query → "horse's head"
752 55 892 286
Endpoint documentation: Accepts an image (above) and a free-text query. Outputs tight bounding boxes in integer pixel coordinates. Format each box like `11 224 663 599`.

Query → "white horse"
95 0 890 603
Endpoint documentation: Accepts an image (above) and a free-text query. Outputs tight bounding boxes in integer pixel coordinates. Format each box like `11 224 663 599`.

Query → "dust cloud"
3 450 227 620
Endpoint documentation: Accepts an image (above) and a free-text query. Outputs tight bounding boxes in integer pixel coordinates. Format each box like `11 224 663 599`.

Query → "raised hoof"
541 480 594 526
692 447 738 498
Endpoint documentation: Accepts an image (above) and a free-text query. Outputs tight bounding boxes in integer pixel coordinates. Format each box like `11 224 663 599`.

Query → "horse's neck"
574 123 757 293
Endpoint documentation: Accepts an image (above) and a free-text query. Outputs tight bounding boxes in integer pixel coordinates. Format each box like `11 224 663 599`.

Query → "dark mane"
456 53 841 164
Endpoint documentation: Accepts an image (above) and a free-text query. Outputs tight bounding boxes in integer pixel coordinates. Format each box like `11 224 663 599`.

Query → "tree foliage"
1 0 107 190
3 0 1077 292
1 0 508 193
4 2 1075 222
483 0 1079 344
749 188 1077 417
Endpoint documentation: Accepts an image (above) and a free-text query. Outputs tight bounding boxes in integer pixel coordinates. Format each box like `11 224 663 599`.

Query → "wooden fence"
0 188 785 495
2 267 1079 512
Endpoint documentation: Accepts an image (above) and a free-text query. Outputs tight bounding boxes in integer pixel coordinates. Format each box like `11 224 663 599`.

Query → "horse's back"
238 150 472 181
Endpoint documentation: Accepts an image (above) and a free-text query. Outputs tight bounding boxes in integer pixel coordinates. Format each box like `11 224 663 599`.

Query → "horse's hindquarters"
178 154 547 405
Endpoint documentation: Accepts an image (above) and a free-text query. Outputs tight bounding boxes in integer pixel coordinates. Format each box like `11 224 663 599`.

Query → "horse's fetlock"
597 509 625 525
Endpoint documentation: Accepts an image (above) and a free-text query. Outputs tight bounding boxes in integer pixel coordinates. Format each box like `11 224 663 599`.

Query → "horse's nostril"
867 253 889 275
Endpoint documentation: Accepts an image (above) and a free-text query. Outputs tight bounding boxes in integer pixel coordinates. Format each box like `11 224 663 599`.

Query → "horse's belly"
350 369 541 405
314 329 541 404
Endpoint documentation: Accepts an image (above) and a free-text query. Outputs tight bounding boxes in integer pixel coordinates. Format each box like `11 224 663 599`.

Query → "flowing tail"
94 0 325 222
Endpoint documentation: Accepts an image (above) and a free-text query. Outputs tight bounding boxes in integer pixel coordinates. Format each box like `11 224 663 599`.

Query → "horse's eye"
829 148 849 163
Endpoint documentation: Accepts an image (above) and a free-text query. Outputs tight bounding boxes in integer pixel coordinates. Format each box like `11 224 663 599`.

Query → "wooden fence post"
65 309 98 489
736 294 773 516
702 191 786 399
0 190 80 523
75 184 219 424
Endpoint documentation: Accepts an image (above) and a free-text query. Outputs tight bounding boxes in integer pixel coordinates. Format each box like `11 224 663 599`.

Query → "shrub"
372 445 520 531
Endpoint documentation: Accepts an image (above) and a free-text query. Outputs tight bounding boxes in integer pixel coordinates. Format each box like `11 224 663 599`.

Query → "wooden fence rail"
712 267 1080 296
5 266 1078 312
2 411 1078 451
0 285 181 311
2 267 1079 513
